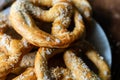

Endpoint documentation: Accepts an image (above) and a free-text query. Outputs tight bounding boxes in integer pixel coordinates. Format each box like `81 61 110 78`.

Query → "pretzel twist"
70 41 111 80
64 50 100 80
9 42 110 80
10 0 85 48
0 13 33 78
35 47 103 80
35 48 65 80
29 0 92 20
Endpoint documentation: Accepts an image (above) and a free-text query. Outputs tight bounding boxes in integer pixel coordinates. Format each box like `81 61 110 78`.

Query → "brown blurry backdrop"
88 0 120 79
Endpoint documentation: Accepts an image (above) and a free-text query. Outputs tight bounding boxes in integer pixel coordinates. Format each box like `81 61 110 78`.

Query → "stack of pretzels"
0 0 111 80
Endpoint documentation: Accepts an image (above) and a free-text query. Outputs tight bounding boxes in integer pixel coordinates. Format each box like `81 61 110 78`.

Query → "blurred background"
0 0 120 79
88 0 120 79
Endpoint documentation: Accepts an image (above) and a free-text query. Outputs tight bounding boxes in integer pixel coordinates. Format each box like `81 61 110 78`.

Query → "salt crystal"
46 37 50 41
23 40 28 47
19 74 24 80
55 39 61 43
29 71 34 76
81 0 91 9
84 11 90 18
104 71 108 76
78 14 83 20
82 63 88 69
100 56 104 60
46 49 51 55
0 34 11 50
55 26 61 30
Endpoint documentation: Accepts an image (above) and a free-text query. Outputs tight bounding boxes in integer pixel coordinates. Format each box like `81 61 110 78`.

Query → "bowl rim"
87 19 112 68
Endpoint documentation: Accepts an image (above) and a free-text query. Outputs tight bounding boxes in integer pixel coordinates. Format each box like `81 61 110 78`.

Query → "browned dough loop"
0 13 33 78
10 0 85 48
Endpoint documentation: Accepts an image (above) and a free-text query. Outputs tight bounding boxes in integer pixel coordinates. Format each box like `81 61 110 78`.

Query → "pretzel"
0 13 33 78
64 49 100 80
11 51 36 75
34 47 101 80
0 13 9 34
70 41 111 80
9 0 85 48
52 0 92 20
20 51 36 68
13 67 37 80
0 77 6 80
70 0 92 20
29 0 92 20
50 67 73 80
35 48 67 80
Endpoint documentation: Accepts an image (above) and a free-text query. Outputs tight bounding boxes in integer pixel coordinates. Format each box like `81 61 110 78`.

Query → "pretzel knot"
33 40 110 80
10 0 85 48
70 41 111 80
0 14 33 78
33 47 100 80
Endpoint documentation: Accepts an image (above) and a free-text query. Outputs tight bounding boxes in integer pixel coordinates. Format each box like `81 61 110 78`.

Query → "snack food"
64 49 100 80
0 13 33 78
20 51 36 68
13 67 36 80
11 51 36 75
29 0 92 20
67 41 111 80
0 0 111 79
35 48 65 80
9 0 85 48
35 47 100 80
50 67 73 80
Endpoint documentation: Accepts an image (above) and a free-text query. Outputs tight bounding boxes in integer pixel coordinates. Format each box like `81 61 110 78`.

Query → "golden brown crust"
11 51 36 75
50 67 73 80
29 0 92 20
0 12 33 78
13 67 37 80
64 50 100 80
51 0 92 20
9 0 85 48
71 41 111 80
20 51 36 68
35 48 65 80
35 47 101 80
86 50 111 80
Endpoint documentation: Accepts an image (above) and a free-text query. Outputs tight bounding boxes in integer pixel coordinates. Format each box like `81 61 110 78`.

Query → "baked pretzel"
64 49 100 80
29 0 92 20
0 13 9 34
70 0 92 20
0 77 6 80
34 47 102 80
0 13 33 78
13 67 37 80
55 0 92 20
11 51 36 75
9 0 85 48
70 41 111 80
20 51 36 68
34 48 67 80
50 67 73 80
